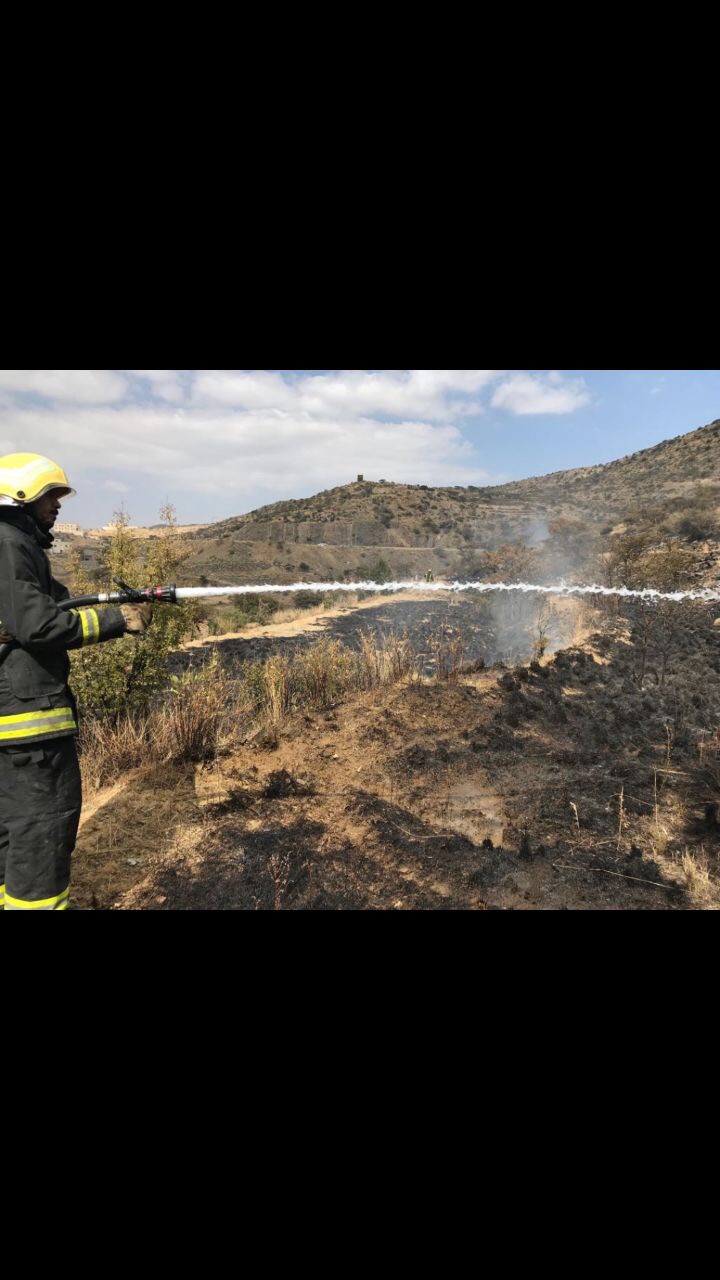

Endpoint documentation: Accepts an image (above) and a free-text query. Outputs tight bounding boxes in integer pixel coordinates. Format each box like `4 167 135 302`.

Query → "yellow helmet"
0 453 76 504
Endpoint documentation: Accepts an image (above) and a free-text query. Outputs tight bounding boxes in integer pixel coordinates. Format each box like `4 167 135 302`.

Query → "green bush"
207 596 281 635
676 511 717 542
365 557 394 583
69 504 200 720
294 590 324 610
231 596 280 626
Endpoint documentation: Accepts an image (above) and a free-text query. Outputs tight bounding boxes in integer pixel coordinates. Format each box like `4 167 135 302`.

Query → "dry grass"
265 607 304 627
356 629 416 689
264 653 294 724
78 628 433 793
153 661 240 764
78 653 242 792
294 639 354 709
248 630 419 719
680 849 718 908
696 729 720 791
79 714 148 792
430 631 464 681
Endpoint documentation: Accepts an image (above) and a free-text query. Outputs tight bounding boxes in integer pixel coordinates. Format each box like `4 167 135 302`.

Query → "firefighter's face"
28 489 69 528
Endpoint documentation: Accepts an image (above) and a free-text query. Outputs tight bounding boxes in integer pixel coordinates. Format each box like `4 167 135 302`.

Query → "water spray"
171 579 720 604
1 576 718 668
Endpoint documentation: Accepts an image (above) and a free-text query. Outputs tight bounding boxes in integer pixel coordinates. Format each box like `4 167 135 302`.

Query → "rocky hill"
179 418 720 587
51 417 720 593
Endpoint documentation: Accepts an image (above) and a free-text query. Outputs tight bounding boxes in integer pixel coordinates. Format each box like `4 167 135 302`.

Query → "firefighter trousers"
0 737 82 910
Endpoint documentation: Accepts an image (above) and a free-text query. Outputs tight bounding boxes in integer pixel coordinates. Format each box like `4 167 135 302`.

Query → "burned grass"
71 598 720 909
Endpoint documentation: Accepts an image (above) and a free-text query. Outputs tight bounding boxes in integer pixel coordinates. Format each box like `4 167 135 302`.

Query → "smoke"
524 519 550 547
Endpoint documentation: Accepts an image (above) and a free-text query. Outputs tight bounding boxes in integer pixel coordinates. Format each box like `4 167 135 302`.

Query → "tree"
475 543 537 583
70 504 199 719
605 533 652 589
531 600 561 662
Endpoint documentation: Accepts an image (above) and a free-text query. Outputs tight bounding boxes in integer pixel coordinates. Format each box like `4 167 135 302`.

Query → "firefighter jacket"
0 507 127 746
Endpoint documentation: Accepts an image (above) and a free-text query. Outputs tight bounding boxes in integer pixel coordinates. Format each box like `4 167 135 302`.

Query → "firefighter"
0 453 152 911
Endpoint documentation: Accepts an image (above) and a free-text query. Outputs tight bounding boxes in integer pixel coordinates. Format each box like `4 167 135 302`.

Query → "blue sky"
0 369 718 528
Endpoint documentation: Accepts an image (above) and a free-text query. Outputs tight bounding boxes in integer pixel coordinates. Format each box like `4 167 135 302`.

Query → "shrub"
294 590 324 610
69 504 200 720
365 557 394 583
677 514 717 542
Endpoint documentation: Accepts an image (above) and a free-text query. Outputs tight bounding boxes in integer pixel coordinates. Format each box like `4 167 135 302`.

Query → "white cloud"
0 368 592 421
193 371 295 411
158 384 184 403
491 372 591 415
0 371 594 520
0 404 492 498
193 369 501 421
0 369 128 402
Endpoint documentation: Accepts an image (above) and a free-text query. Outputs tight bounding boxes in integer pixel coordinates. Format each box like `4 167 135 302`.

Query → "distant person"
0 453 153 911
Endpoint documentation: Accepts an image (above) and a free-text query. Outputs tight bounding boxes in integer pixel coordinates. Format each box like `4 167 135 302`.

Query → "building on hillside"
54 522 83 535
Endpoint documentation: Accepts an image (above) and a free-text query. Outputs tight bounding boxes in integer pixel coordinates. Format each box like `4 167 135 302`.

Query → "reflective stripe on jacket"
0 508 127 745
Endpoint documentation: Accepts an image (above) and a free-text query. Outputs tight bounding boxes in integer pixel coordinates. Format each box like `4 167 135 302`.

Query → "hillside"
177 418 720 588
49 415 720 616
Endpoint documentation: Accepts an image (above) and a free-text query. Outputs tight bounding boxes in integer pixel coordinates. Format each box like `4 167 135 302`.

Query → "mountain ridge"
194 416 720 535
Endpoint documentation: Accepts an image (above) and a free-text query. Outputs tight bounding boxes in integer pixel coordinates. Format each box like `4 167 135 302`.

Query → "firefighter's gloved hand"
120 604 154 634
